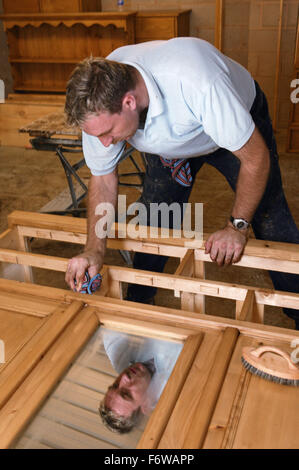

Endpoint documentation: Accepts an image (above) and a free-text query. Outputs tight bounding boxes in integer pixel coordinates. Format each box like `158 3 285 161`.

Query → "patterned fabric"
160 157 193 187
75 272 102 294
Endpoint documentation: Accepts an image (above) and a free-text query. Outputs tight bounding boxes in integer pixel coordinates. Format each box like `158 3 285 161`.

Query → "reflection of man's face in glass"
105 362 152 417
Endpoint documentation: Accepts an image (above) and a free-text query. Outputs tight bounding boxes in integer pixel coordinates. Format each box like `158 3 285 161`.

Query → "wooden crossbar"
6 210 299 274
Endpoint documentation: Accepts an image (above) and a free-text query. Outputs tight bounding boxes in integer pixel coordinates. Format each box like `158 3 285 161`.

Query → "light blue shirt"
101 328 183 409
83 37 256 176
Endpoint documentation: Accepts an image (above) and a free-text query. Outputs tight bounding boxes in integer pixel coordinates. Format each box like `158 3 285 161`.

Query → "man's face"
82 100 139 147
105 362 152 418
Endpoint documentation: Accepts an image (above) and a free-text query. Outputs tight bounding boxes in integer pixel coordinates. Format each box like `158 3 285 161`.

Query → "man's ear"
122 92 137 111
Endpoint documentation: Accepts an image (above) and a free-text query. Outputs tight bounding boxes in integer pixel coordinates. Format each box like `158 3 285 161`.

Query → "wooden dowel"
137 333 203 449
0 306 98 449
182 327 239 448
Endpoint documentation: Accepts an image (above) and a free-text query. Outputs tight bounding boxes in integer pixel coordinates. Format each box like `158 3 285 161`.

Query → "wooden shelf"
1 10 191 93
10 58 81 64
0 12 137 32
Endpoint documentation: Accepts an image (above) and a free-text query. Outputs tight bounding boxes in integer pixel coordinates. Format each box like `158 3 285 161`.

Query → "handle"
251 346 298 371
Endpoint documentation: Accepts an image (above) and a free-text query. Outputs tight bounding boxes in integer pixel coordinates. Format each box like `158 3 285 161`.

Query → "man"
64 37 299 328
98 328 182 433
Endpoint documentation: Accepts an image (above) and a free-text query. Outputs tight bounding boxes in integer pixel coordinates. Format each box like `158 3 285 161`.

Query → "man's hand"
65 250 103 292
204 225 248 266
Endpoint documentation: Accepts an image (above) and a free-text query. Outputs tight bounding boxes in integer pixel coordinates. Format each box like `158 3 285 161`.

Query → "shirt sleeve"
199 72 255 152
82 131 126 176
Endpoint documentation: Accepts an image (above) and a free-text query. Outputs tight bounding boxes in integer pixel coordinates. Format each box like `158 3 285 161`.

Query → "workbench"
20 112 145 216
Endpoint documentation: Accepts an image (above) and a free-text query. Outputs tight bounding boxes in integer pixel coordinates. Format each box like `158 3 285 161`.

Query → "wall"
0 0 13 97
0 0 298 129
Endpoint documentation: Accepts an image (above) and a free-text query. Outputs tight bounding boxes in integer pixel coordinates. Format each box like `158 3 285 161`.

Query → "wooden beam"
0 278 298 342
0 301 84 409
0 306 98 449
182 327 239 448
137 333 203 449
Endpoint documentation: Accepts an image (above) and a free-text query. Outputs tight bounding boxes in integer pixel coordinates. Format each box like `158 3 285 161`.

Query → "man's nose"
119 372 131 386
99 135 113 147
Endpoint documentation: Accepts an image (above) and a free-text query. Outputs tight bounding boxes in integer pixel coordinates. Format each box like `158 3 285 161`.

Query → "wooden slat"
158 329 224 449
15 415 117 449
0 278 298 343
39 179 88 213
0 306 98 448
0 291 60 317
39 397 141 449
7 211 299 272
0 300 84 408
182 327 239 448
138 333 203 449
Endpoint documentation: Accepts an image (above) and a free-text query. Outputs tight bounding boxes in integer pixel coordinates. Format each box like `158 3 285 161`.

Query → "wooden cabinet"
0 12 136 92
135 10 190 43
2 0 102 13
0 9 191 93
287 19 299 152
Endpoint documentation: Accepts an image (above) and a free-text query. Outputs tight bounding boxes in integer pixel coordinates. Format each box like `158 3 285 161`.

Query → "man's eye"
121 391 132 400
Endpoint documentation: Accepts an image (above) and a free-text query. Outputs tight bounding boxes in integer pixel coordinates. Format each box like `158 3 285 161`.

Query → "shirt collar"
121 61 164 124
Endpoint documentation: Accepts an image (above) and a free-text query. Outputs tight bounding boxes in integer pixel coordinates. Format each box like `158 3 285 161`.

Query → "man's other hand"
65 250 103 292
204 225 248 266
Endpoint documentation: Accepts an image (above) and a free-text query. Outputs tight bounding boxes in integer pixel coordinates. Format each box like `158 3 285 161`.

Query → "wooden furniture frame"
0 211 299 449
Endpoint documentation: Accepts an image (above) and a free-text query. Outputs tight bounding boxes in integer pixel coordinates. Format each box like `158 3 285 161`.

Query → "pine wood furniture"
0 211 298 448
0 10 191 93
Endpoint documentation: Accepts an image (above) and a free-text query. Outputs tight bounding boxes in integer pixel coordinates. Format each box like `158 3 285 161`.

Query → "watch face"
236 221 246 229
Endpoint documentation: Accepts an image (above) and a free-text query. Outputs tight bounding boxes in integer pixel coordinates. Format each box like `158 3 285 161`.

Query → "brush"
241 345 299 386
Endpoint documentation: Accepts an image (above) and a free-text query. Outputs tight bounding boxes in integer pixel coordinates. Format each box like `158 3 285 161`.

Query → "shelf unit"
0 10 191 94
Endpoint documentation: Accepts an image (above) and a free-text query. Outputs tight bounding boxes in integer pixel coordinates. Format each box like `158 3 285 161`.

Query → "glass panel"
13 326 183 449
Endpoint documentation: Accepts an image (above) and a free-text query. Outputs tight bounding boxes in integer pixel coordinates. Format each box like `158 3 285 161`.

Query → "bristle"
241 356 299 387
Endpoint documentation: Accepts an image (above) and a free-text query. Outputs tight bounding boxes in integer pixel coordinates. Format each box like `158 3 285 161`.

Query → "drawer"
135 17 175 41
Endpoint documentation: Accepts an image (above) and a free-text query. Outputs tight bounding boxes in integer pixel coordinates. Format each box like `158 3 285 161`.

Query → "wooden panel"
158 328 225 449
0 306 98 448
41 0 81 13
203 334 299 449
138 333 203 449
0 308 44 373
0 301 84 409
2 0 40 13
135 17 174 41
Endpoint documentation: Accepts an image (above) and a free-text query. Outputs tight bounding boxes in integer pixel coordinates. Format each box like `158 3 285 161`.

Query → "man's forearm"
231 127 270 223
85 170 119 255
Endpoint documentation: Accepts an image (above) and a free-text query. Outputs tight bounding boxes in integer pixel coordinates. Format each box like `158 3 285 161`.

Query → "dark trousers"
126 82 299 329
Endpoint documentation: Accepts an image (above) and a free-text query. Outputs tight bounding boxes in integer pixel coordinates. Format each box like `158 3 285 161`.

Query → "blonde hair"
98 400 140 434
65 57 137 126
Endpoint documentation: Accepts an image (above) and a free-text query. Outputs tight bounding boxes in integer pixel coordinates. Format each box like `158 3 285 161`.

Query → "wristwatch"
229 216 250 231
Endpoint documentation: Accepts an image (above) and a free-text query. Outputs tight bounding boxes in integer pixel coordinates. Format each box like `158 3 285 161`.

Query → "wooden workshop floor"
0 129 298 329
